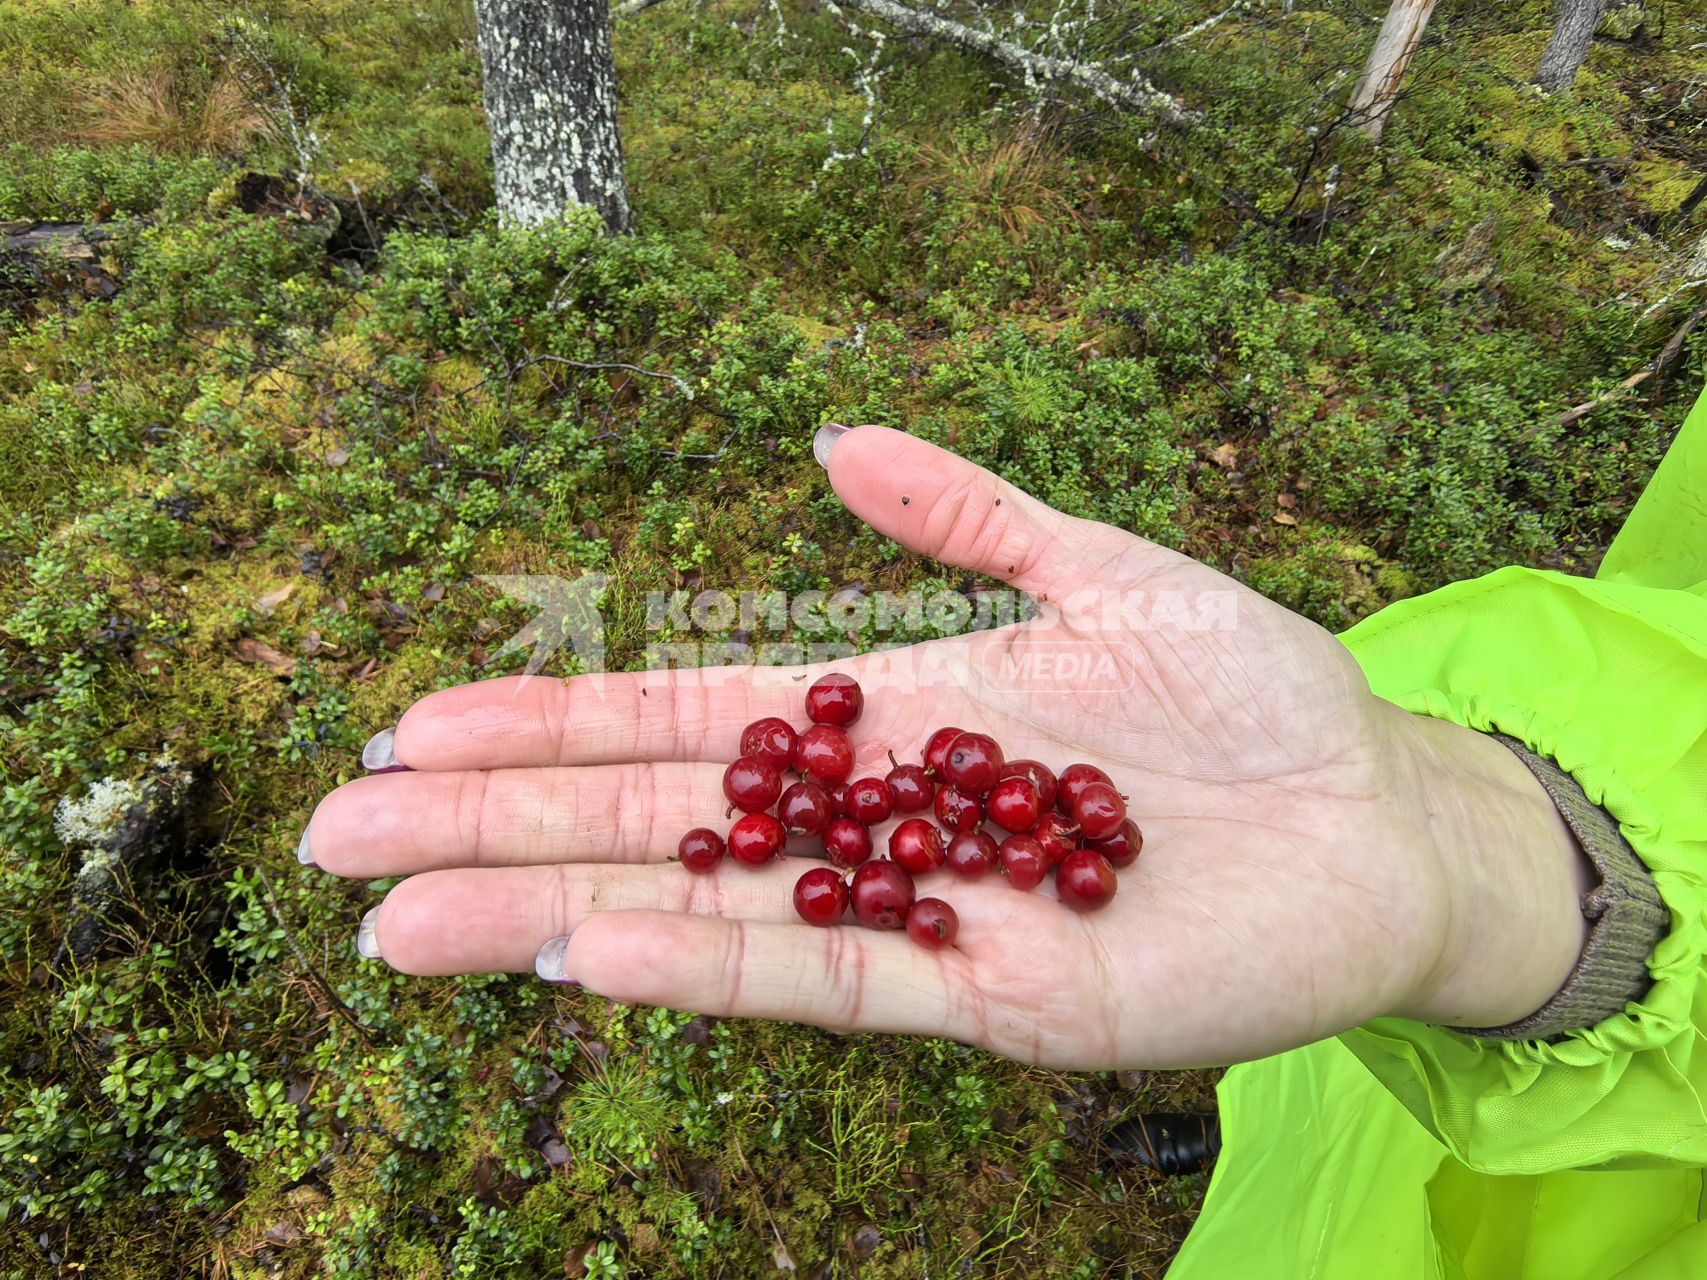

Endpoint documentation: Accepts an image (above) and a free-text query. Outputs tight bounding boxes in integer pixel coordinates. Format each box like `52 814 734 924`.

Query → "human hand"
303 426 1588 1069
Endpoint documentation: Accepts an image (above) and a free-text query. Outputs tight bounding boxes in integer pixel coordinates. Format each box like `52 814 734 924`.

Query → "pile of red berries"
676 675 1142 949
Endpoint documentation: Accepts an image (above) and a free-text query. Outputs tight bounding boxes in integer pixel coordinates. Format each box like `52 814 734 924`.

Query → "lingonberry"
986 775 1043 833
794 723 855 784
728 812 787 866
922 726 964 777
888 817 946 874
1072 781 1127 841
777 781 834 835
1031 811 1081 867
678 828 726 873
944 732 1004 795
739 717 797 772
998 834 1049 890
793 867 849 926
821 817 873 870
885 755 935 813
1056 848 1119 911
805 673 863 727
945 830 999 878
843 776 895 825
1087 819 1143 868
933 782 984 834
849 860 916 929
1057 762 1113 815
996 759 1058 811
723 756 782 814
906 898 959 949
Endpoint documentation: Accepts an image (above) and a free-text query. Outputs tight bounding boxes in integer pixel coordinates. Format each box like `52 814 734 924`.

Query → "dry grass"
75 66 260 157
913 129 1085 247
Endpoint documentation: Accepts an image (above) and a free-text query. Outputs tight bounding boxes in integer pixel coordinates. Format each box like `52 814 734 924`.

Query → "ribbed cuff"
1458 734 1669 1042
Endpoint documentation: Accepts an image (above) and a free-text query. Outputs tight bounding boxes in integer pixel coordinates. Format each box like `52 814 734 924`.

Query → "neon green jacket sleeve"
1336 383 1707 1175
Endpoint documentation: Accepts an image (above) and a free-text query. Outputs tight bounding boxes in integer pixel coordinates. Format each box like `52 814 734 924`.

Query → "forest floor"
1 0 1704 1275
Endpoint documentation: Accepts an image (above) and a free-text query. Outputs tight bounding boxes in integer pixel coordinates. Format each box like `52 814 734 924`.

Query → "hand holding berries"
334 424 1583 1077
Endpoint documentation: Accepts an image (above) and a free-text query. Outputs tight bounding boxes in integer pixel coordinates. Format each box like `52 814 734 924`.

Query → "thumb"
816 423 1092 594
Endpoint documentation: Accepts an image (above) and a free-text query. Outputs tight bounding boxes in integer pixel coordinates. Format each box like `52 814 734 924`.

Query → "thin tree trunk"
1347 0 1437 141
472 0 633 233
1535 0 1607 94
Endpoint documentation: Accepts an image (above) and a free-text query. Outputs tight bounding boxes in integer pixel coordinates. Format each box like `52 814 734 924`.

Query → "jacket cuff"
1458 733 1669 1041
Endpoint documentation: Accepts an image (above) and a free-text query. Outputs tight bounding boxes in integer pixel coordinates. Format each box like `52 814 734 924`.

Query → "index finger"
390 665 909 771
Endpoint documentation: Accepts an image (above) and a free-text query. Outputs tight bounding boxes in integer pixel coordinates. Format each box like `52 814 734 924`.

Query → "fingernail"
361 727 408 773
535 936 578 985
813 422 851 469
296 828 317 867
355 907 381 960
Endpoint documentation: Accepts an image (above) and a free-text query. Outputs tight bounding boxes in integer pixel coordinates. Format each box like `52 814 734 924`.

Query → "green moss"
1 0 1699 1273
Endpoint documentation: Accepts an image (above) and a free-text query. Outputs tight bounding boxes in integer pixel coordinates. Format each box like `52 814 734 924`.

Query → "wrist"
1387 711 1594 1028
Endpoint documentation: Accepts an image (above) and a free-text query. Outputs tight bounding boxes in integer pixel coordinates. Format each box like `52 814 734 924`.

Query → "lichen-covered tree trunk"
472 0 633 233
1347 0 1438 141
1535 0 1607 94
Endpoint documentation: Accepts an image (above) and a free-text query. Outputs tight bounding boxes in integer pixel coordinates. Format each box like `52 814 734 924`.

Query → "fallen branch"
618 0 1196 124
1556 300 1707 427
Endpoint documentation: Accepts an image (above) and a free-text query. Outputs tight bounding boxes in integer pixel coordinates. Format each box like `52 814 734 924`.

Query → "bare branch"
1556 300 1707 427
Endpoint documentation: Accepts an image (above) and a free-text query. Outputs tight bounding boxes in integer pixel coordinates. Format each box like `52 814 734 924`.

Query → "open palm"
306 427 1581 1069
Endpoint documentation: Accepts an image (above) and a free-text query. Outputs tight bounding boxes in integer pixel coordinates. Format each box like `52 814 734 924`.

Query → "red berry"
906 898 958 949
933 782 984 834
1087 819 1143 868
778 781 834 835
1032 811 1081 867
678 828 725 873
998 835 1049 890
885 758 935 813
1056 848 1119 911
821 817 873 870
794 723 855 784
944 732 1004 795
986 775 1043 833
793 867 849 926
728 812 786 866
723 756 782 813
1072 781 1126 841
1057 763 1113 815
996 759 1058 811
888 817 946 874
739 717 797 771
849 860 915 929
843 776 894 825
805 673 863 727
828 781 850 817
922 726 964 776
945 830 998 878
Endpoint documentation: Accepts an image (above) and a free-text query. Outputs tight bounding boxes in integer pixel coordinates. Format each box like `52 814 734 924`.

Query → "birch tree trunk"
1347 0 1438 141
472 0 633 233
1535 0 1607 94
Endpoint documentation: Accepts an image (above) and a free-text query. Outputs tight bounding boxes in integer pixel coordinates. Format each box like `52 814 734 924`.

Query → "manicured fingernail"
534 936 578 985
813 422 851 469
355 907 381 959
362 728 407 773
296 828 317 867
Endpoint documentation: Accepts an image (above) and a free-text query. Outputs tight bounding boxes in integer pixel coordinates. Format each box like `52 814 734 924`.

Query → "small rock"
851 1223 882 1259
263 1221 304 1246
